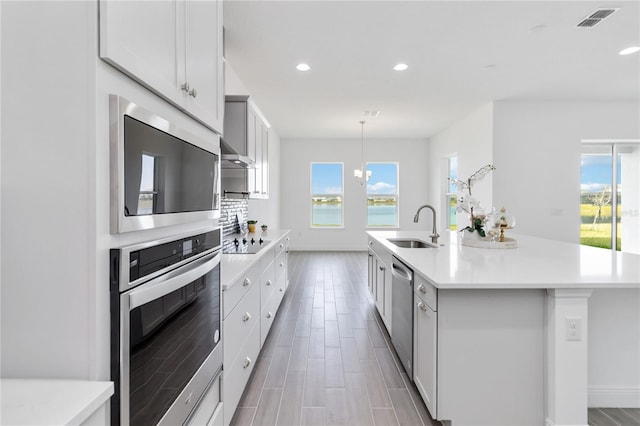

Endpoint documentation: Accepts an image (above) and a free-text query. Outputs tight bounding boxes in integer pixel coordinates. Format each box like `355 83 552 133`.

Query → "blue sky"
311 163 399 195
311 155 618 196
366 163 397 194
311 163 343 194
581 154 621 192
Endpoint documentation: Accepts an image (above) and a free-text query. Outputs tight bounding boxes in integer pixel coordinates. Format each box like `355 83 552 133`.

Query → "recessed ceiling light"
296 63 311 71
481 64 496 71
393 63 408 71
619 46 640 55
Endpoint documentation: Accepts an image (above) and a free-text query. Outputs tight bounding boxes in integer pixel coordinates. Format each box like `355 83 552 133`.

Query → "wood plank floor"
230 251 639 426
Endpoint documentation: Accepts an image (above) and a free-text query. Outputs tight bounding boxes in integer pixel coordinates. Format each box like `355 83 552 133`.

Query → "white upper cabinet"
99 0 224 134
223 96 270 198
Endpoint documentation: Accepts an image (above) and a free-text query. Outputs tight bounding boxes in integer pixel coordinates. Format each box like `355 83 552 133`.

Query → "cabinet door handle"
189 87 197 98
242 312 251 322
243 278 251 287
379 266 385 271
243 357 252 369
279 287 284 292
266 280 272 286
418 284 427 294
369 241 373 246
280 262 284 267
279 243 284 248
417 301 427 311
266 312 272 319
181 82 190 92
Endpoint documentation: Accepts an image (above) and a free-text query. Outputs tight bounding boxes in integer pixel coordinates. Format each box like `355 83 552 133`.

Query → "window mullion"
611 144 618 250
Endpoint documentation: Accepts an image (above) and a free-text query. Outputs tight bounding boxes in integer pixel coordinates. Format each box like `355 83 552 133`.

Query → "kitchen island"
367 230 640 426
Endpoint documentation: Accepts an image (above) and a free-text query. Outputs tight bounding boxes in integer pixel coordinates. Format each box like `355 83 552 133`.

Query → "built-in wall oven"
110 227 222 425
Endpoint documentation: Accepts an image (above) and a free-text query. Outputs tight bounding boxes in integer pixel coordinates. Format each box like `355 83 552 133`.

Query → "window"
366 163 398 227
446 155 458 231
311 163 343 227
581 142 640 254
138 154 157 215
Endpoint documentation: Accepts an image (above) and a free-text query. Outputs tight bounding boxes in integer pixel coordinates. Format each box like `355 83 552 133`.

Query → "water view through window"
311 163 343 227
366 163 398 227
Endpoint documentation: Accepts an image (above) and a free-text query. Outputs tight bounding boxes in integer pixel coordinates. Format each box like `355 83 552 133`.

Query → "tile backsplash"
221 198 248 236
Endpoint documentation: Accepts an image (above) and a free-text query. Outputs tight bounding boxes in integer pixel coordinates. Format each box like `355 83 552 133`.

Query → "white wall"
1 1 96 378
427 103 494 232
492 100 640 243
280 138 429 251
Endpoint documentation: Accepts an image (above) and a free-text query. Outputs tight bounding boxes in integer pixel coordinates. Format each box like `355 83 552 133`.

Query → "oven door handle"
128 250 221 310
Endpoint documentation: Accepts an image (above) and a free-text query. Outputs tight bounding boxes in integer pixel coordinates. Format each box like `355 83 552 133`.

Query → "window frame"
581 140 640 253
310 162 344 228
365 162 399 228
444 154 458 231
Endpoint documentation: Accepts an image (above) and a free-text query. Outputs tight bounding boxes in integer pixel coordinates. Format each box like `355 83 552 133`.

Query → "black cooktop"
223 234 270 254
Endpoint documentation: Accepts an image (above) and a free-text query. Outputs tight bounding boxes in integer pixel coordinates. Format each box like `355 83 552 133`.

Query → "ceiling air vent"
363 110 380 117
577 8 619 28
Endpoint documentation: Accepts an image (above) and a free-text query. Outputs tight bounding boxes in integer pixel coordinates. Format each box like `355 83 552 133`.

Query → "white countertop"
0 379 113 425
367 231 640 289
221 229 290 290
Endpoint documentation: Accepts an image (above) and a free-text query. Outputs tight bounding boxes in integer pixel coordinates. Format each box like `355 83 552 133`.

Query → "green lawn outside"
579 202 621 251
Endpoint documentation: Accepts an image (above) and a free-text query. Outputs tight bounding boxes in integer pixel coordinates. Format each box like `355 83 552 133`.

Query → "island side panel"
437 289 545 425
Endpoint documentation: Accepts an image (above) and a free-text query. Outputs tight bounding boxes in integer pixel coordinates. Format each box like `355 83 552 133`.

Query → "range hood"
220 138 255 169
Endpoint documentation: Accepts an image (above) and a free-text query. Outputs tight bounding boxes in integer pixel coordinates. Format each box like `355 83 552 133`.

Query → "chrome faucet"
414 204 440 244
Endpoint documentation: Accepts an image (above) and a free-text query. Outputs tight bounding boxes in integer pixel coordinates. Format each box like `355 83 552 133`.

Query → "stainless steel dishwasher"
391 256 414 379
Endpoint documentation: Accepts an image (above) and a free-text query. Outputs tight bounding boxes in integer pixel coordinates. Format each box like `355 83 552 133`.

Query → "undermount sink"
387 238 438 248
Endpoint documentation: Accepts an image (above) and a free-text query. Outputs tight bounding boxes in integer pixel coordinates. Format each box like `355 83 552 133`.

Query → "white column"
545 289 593 426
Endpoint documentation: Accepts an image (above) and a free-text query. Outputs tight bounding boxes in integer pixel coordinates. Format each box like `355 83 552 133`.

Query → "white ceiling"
223 1 640 139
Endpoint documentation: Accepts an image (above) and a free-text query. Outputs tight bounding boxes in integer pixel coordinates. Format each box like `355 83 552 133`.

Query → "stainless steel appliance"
110 95 221 234
110 227 222 425
391 256 414 378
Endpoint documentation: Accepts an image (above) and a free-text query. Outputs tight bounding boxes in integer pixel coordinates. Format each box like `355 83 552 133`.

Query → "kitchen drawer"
275 236 289 256
368 237 392 267
260 283 284 346
260 257 276 310
414 273 437 311
222 321 260 426
275 249 287 284
260 247 275 273
223 283 260 370
187 374 221 426
223 264 259 319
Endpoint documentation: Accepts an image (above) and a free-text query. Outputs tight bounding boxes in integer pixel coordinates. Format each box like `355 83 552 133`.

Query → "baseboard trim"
588 386 640 408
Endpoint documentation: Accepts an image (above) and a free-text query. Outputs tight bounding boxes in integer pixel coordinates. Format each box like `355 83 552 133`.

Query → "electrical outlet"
566 317 582 341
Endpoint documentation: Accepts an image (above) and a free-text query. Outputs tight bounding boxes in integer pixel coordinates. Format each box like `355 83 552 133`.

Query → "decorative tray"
461 237 518 249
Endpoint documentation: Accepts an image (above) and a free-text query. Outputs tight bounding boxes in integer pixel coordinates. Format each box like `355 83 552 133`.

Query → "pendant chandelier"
354 120 372 185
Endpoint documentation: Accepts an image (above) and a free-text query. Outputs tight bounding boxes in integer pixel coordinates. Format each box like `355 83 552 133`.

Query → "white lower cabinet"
221 233 290 426
259 249 276 346
413 288 438 419
222 322 260 426
367 245 392 333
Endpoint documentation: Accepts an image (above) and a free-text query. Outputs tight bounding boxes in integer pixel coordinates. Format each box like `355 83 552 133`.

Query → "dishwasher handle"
392 261 413 282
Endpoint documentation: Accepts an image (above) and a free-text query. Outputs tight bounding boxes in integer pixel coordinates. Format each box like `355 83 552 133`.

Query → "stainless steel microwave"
109 95 220 233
